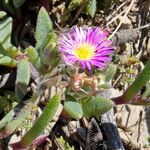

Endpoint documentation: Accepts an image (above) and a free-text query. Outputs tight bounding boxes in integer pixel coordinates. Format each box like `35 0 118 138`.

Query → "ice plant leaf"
0 109 14 130
82 96 113 119
105 64 117 83
68 0 83 9
58 26 113 70
57 136 74 150
26 46 41 71
35 7 53 52
0 43 21 60
86 0 97 18
15 94 60 149
0 54 16 67
0 17 12 49
41 33 57 63
142 83 150 99
0 99 36 139
15 59 30 101
13 0 26 7
114 61 150 104
0 16 22 62
0 11 7 18
64 101 83 120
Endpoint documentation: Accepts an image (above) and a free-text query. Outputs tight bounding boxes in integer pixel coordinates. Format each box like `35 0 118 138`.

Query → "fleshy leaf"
0 15 22 63
15 59 30 101
124 61 150 100
0 17 12 49
68 0 83 9
64 101 83 120
82 96 113 119
86 0 96 18
0 100 36 139
57 136 74 150
26 46 41 71
114 61 150 104
13 94 61 149
0 109 14 130
105 64 117 82
35 7 53 52
0 11 7 18
0 54 16 67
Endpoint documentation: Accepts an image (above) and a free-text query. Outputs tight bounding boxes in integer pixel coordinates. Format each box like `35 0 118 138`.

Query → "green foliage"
13 0 26 7
0 109 14 130
0 93 39 139
0 17 13 49
0 43 20 61
82 96 113 119
40 33 60 71
0 11 7 18
0 93 16 129
86 0 96 18
32 7 60 73
122 61 150 101
0 54 16 67
105 64 117 82
64 101 83 120
0 13 22 67
16 60 30 87
57 136 74 150
26 46 41 71
142 83 150 99
68 0 83 9
0 92 15 113
19 94 61 148
15 59 30 101
35 7 53 52
0 100 35 138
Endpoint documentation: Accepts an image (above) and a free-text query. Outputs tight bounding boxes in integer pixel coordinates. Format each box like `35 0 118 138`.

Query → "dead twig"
108 0 136 40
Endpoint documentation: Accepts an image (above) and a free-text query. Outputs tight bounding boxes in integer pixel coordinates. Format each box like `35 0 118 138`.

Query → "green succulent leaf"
35 7 53 52
0 15 22 64
0 17 12 49
64 101 83 120
40 33 58 64
26 46 41 71
105 64 117 83
0 54 16 67
0 109 14 130
57 136 74 150
0 99 36 139
15 59 30 101
142 83 150 99
17 94 61 148
86 0 96 18
82 96 113 119
0 11 7 18
115 61 150 104
0 43 21 60
13 0 26 7
68 0 83 9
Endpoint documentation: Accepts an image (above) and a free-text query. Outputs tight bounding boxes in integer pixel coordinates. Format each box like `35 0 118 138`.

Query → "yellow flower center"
74 44 95 60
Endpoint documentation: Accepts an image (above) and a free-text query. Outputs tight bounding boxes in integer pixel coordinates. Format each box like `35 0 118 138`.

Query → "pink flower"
58 26 114 70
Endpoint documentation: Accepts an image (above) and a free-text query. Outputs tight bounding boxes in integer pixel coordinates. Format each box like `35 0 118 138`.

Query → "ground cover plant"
0 0 150 149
